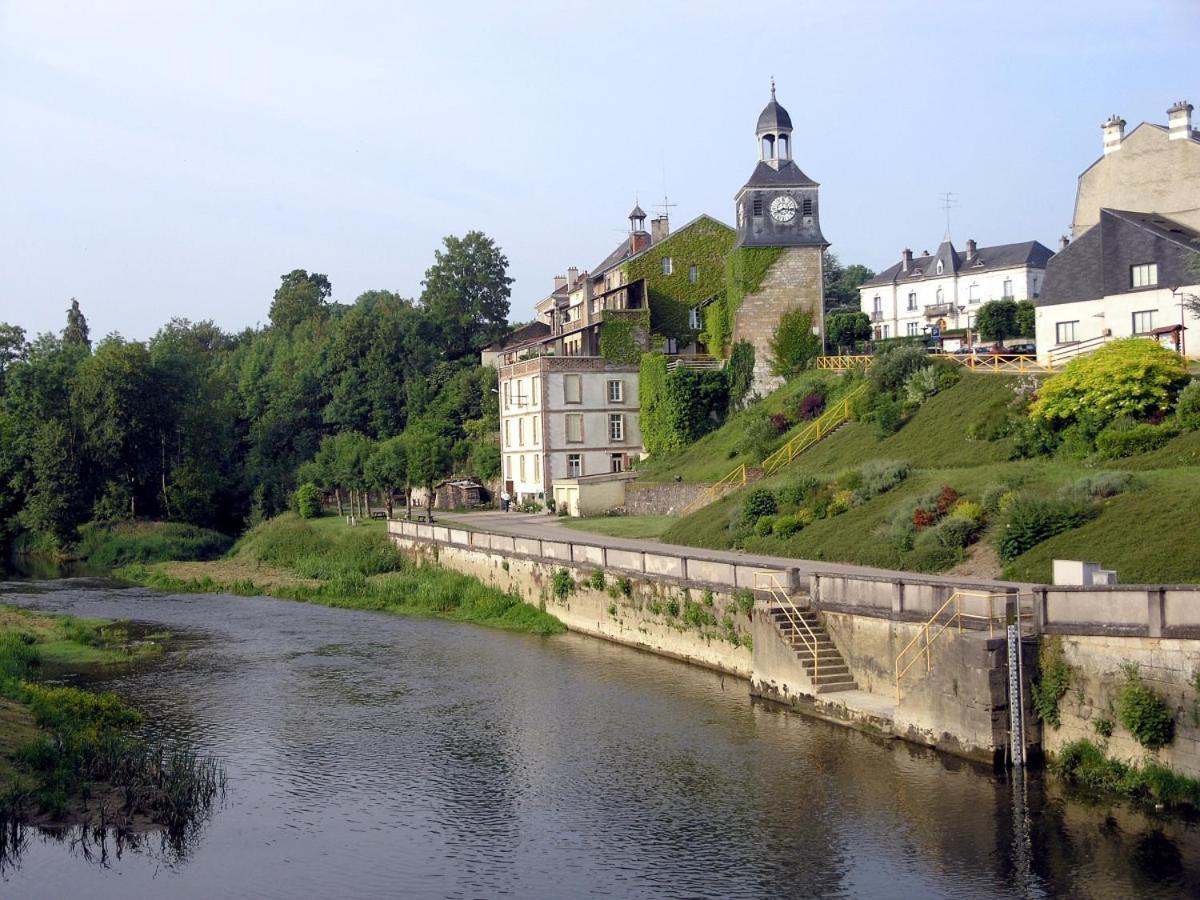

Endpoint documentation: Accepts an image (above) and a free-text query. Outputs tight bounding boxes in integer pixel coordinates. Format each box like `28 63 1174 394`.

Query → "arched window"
936 260 944 275
936 287 944 303
761 135 776 159
778 134 789 160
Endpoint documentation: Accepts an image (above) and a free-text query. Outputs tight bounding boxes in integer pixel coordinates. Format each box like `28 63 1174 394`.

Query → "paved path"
436 511 1021 590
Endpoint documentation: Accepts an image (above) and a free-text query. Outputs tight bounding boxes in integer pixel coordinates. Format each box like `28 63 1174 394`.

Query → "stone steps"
768 605 858 694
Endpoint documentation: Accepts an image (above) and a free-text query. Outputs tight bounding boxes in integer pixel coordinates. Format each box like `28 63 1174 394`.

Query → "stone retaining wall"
622 481 710 516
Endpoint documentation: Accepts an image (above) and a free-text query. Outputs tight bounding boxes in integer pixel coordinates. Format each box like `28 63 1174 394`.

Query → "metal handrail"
761 383 866 476
894 590 1034 702
678 463 747 516
754 571 821 683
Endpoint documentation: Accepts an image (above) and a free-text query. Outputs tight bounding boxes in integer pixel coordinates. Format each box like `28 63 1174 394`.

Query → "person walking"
500 490 511 512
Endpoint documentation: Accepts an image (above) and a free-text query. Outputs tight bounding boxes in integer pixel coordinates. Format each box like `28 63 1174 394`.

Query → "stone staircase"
767 605 858 694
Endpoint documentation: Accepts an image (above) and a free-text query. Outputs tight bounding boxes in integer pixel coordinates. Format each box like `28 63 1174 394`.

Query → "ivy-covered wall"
622 216 736 345
598 308 650 363
702 247 785 355
638 351 729 456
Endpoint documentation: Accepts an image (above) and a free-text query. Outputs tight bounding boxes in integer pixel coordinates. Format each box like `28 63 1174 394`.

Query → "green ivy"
638 352 729 455
702 246 785 355
598 309 649 363
1032 636 1071 728
622 216 736 345
1118 663 1174 750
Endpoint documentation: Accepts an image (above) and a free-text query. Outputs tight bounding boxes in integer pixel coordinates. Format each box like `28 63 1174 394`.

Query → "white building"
858 238 1054 346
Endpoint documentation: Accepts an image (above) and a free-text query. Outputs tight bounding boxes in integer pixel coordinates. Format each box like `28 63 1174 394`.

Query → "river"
2 575 1198 898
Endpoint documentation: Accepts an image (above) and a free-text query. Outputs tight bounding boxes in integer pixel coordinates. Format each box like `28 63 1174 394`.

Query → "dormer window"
936 260 944 275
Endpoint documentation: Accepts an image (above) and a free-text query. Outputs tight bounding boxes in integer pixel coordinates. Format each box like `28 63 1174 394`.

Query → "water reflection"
1 578 1199 898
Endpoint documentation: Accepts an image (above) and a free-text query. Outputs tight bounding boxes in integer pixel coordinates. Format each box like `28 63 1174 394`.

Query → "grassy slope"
76 520 233 566
657 374 1200 582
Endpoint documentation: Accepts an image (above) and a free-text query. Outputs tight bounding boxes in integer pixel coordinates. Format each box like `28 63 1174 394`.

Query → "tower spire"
770 76 776 100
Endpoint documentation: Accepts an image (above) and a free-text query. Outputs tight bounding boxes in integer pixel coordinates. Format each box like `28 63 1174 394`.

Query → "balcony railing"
871 311 883 322
923 303 955 318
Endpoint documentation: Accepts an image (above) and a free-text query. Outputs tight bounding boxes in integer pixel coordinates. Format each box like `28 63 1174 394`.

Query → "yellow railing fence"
678 463 747 517
760 383 867 477
754 571 822 682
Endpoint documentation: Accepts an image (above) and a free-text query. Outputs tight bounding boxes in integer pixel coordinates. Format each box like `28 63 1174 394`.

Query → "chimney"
901 248 913 272
965 239 977 261
1168 100 1194 141
553 275 567 292
1058 234 1070 252
1102 114 1126 155
567 267 579 288
650 215 670 245
631 231 650 254
921 249 930 257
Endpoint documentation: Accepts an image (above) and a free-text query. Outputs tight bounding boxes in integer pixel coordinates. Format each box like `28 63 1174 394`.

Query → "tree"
63 298 92 351
269 269 332 333
405 425 451 523
22 419 87 548
975 299 1019 344
825 311 872 352
421 231 513 360
769 309 821 378
0 323 27 390
364 436 408 518
1015 300 1036 338
824 252 875 312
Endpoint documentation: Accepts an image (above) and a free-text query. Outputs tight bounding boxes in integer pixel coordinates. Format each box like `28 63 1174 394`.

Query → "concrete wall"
1037 585 1200 639
392 534 753 676
622 481 710 516
1046 633 1200 778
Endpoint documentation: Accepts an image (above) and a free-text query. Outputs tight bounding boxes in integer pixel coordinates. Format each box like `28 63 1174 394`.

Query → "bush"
1009 418 1060 459
799 391 826 420
996 493 1097 561
742 488 778 524
1031 338 1190 427
950 499 983 526
902 366 940 405
618 577 633 598
552 568 574 600
854 459 910 502
874 397 903 437
870 345 930 395
1054 739 1200 809
726 341 756 413
932 515 976 550
827 490 853 516
769 412 792 434
981 484 1011 515
1118 664 1174 750
772 514 805 537
296 483 322 519
768 308 821 377
735 589 755 616
1177 379 1200 430
1032 636 1071 728
1057 472 1136 503
753 516 775 537
778 475 820 507
736 409 780 459
77 521 233 567
588 570 606 591
1095 422 1180 459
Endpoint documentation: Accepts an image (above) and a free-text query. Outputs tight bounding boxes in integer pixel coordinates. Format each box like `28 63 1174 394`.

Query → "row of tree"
0 232 510 549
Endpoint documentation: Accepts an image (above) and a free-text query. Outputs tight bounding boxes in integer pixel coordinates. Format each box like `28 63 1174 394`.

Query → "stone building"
731 83 828 393
1037 101 1200 363
858 239 1054 346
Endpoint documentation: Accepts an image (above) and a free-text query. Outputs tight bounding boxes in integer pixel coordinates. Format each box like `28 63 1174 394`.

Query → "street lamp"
957 304 970 351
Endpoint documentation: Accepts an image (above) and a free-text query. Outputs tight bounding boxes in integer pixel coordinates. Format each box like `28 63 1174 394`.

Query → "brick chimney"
901 248 913 272
1168 100 1194 141
965 239 977 261
567 267 579 288
650 215 670 245
553 275 567 292
631 231 650 254
1102 114 1126 155
1058 234 1070 251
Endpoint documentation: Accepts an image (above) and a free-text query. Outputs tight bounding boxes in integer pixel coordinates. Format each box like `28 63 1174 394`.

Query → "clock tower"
734 82 826 250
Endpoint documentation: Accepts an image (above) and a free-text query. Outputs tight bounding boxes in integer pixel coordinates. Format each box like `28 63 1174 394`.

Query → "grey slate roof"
863 239 1055 287
1039 209 1200 307
757 96 792 133
590 235 635 278
737 160 818 192
489 320 551 351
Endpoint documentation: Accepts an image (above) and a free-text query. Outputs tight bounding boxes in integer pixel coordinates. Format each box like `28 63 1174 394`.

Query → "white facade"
1034 284 1200 364
498 357 642 504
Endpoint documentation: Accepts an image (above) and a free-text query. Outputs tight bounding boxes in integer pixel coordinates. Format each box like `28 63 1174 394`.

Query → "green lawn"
561 516 675 539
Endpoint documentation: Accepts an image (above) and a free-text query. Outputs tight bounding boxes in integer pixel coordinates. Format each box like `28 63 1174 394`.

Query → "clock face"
770 195 798 223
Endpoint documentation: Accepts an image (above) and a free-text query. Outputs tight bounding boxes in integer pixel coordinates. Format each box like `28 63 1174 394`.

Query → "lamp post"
957 304 970 351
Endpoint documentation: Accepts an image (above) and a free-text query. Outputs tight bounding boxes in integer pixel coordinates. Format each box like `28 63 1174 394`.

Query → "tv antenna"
938 191 958 238
654 157 678 223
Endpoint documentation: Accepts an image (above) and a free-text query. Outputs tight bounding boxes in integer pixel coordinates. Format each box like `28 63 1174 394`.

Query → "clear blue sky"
2 0 1197 340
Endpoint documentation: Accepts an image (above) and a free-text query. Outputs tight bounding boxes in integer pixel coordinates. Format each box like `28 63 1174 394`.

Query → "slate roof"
1039 209 1200 306
736 160 819 193
487 320 551 351
590 235 635 278
862 239 1055 287
757 96 792 133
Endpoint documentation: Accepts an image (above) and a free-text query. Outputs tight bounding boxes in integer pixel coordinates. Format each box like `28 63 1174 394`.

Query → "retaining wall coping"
813 571 1018 592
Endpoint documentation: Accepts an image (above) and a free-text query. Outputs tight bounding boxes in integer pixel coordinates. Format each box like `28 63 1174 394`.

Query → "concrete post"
680 556 689 581
1149 588 1165 638
892 580 905 617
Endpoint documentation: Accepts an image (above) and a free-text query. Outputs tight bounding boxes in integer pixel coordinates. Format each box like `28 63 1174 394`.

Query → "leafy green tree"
1015 300 1036 338
824 252 875 312
63 298 92 350
421 231 513 360
296 482 322 519
726 341 755 413
975 299 1019 344
405 425 451 522
769 309 821 378
365 436 408 517
22 419 87 547
269 269 332 333
0 323 27 390
825 311 872 352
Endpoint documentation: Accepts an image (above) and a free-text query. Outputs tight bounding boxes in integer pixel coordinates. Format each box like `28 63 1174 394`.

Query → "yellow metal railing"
755 571 822 683
894 590 1034 703
760 383 866 477
678 463 747 517
817 355 873 370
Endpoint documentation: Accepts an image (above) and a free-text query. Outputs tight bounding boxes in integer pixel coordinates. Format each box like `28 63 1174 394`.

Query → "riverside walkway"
434 510 1021 590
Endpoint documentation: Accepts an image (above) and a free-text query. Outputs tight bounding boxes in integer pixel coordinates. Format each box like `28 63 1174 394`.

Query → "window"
567 453 581 478
517 418 524 447
661 256 673 275
566 414 583 443
935 287 944 304
872 296 882 319
968 283 979 303
1031 276 1041 299
907 322 919 337
503 381 511 409
563 374 581 403
1002 278 1013 299
610 453 625 473
609 414 625 442
531 376 540 406
607 380 624 403
688 306 702 330
519 455 526 481
881 325 890 339
689 265 699 284
534 454 542 484
504 455 510 479
907 292 917 311
503 420 511 448
1131 263 1158 288
752 194 764 216
1055 321 1078 344
532 415 540 445
936 260 944 275
1132 310 1156 334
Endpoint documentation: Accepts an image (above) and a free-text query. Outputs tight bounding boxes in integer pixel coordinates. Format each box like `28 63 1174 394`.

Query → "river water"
2 576 1199 899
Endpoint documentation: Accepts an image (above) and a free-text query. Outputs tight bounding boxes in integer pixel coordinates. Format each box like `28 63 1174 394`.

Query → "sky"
2 0 1198 341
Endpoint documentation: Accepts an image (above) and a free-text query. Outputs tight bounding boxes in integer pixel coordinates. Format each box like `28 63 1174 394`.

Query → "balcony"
923 303 956 319
871 311 883 322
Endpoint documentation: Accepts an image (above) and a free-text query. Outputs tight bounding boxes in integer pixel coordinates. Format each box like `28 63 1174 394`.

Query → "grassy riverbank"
0 606 222 829
120 514 565 636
